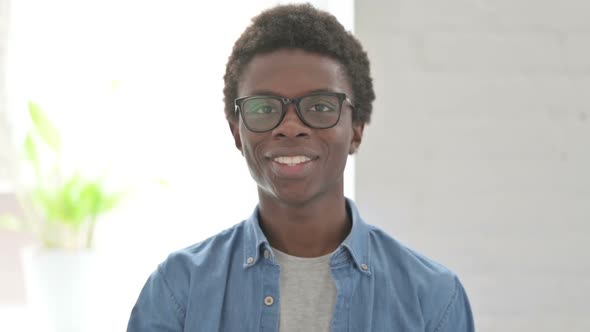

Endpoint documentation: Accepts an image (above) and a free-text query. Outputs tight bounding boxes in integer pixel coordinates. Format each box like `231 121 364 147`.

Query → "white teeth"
274 156 312 166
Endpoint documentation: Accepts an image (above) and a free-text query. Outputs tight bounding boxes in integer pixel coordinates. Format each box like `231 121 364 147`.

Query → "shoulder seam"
432 276 460 332
156 265 186 323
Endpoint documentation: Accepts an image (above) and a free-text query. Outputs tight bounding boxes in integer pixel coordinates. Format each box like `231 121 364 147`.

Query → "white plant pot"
22 247 100 332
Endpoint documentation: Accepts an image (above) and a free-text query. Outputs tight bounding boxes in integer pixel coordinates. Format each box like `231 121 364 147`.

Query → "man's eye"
309 104 334 112
246 104 278 114
254 105 277 114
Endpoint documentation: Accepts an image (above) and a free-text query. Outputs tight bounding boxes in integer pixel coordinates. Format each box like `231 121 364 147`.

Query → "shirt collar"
243 205 269 268
243 198 371 275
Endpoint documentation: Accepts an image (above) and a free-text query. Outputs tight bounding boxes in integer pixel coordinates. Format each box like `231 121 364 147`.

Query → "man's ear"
349 122 365 155
228 120 243 154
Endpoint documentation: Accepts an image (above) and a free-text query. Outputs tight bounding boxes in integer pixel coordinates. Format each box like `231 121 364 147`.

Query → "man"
128 4 474 331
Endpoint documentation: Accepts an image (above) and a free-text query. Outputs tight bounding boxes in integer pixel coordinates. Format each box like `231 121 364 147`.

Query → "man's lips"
270 157 316 178
264 148 320 178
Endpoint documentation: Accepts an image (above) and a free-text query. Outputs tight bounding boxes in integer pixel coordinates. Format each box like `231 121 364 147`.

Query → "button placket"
260 263 280 331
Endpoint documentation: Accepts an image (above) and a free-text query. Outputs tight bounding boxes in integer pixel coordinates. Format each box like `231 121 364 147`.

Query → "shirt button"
264 296 274 306
361 263 369 271
264 250 270 259
247 257 254 264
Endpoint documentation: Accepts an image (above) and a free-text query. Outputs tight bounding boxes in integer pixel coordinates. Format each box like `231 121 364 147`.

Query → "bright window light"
5 0 354 329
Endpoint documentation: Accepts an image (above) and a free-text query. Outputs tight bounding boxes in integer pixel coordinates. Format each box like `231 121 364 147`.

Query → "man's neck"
257 191 351 258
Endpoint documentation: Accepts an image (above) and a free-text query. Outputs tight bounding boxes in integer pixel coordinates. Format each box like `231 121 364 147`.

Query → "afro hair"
223 3 375 124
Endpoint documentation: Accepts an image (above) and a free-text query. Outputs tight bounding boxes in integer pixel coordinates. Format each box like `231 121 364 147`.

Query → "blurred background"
0 0 588 331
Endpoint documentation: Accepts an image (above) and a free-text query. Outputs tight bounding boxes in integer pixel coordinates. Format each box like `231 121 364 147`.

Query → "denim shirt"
128 199 474 331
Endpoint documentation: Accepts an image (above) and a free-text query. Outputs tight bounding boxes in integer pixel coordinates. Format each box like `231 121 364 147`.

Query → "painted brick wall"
355 1 590 331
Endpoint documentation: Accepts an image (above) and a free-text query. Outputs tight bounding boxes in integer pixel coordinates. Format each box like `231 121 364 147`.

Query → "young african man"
128 4 475 331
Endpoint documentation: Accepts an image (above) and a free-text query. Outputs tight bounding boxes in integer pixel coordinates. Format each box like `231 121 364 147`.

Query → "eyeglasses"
234 91 354 133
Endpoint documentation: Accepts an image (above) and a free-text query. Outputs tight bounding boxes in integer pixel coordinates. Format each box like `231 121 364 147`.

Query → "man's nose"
271 104 311 138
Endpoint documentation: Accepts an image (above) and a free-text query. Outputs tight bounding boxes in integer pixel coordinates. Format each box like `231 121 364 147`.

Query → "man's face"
230 48 364 206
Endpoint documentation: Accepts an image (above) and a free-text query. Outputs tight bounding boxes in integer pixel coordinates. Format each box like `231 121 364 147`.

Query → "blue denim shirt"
128 199 474 331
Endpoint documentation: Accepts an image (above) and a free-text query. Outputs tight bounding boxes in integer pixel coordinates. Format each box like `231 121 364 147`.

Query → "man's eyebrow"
246 89 337 96
247 90 279 96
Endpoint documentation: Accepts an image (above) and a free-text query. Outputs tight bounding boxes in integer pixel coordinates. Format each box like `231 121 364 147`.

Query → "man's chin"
259 186 319 208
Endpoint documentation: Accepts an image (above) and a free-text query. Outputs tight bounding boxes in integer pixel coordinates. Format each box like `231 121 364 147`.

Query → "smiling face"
229 48 364 207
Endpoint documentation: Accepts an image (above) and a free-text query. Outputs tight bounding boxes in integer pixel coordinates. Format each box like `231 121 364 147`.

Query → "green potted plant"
0 101 122 248
0 101 124 332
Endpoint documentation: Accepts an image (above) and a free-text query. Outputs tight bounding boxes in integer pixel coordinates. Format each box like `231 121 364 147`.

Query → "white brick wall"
355 0 590 331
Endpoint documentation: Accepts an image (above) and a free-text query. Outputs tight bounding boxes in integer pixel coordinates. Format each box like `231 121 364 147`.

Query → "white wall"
355 0 590 331
0 0 13 189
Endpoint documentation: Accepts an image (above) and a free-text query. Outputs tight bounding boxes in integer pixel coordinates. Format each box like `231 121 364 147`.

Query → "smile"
273 156 312 166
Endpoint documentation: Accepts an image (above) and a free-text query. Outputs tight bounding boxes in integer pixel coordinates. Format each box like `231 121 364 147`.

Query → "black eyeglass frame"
234 91 355 133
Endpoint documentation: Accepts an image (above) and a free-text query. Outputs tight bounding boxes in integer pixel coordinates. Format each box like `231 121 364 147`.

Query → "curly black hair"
223 3 374 124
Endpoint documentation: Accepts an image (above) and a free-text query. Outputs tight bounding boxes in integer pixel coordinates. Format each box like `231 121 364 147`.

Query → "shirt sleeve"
432 276 475 332
127 266 185 332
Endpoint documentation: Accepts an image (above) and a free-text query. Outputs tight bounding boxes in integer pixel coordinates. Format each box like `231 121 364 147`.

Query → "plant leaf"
24 133 40 169
77 181 102 218
59 174 88 226
97 191 123 215
77 180 123 217
32 187 60 222
28 101 61 152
